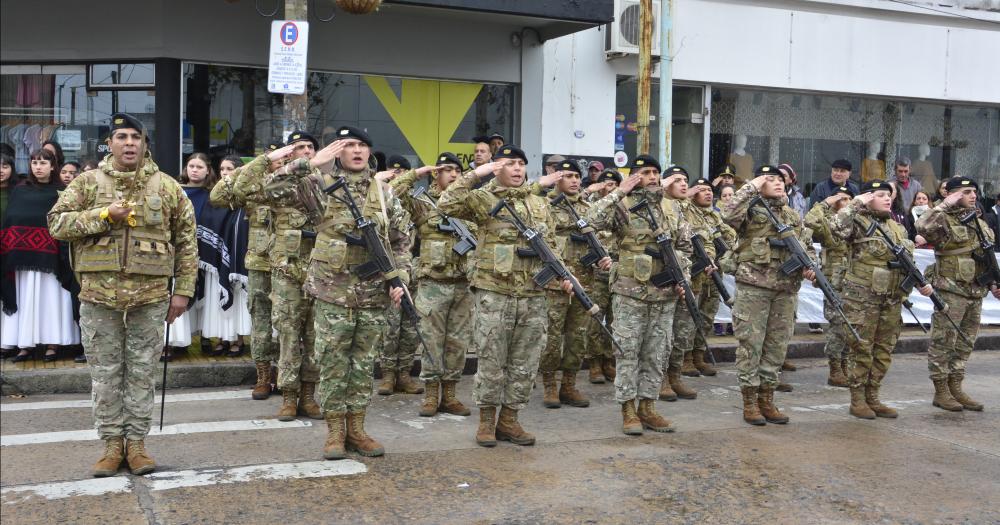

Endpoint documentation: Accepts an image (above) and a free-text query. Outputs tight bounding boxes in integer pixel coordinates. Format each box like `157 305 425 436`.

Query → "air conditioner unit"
606 0 662 59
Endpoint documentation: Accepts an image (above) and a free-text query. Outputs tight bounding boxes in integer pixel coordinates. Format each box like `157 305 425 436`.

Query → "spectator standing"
778 163 807 218
887 157 922 214
808 159 859 208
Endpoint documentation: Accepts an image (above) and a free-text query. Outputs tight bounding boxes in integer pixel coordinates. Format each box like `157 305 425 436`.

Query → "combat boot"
849 387 876 419
476 407 497 447
92 437 125 477
692 350 717 376
558 371 590 408
377 369 396 395
681 352 701 377
322 412 347 460
776 381 793 392
298 381 323 420
668 367 697 400
948 373 983 411
345 410 384 457
865 385 898 418
601 357 617 381
658 377 678 401
270 365 280 394
277 390 299 421
637 398 674 432
439 380 471 416
932 378 963 411
394 371 425 394
251 361 272 400
419 380 440 417
542 372 561 408
827 358 849 387
781 360 797 372
125 439 156 475
495 406 535 446
840 358 850 383
757 385 789 424
588 359 605 384
620 400 643 435
741 386 765 426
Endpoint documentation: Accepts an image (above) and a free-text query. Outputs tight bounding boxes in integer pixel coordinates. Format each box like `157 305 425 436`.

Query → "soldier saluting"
48 113 198 477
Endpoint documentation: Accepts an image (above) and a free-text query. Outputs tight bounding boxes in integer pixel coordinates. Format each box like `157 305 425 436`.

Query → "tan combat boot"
270 365 280 394
840 358 850 383
298 381 323 420
394 371 425 395
495 406 535 446
621 399 643 435
741 386 765 426
668 367 697 400
92 437 125 477
476 407 498 447
757 385 789 424
776 380 793 392
377 369 396 395
323 412 347 460
659 375 677 401
827 358 849 387
419 380 440 417
692 350 717 376
277 390 299 421
125 439 156 475
849 386 876 419
865 385 898 418
251 361 272 400
948 373 983 411
588 359 605 384
932 378 963 411
681 352 701 377
601 357 617 381
345 410 384 457
542 372 561 408
558 371 590 408
781 360 797 372
637 398 674 432
439 380 471 416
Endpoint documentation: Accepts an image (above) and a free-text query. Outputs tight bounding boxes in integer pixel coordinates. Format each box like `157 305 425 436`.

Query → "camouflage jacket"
546 191 596 290
916 201 995 299
804 201 849 269
722 183 815 293
438 172 560 297
584 189 620 283
831 200 912 299
211 163 271 272
47 155 198 310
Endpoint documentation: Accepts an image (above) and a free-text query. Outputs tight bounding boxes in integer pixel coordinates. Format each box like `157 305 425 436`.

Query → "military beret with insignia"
109 112 145 134
690 177 712 189
387 154 411 170
717 164 736 179
663 165 688 179
944 176 979 192
494 144 527 164
597 169 623 184
831 158 852 171
286 130 319 149
755 165 782 176
266 141 283 152
334 126 372 148
558 160 582 175
834 185 856 198
859 180 891 194
436 152 463 170
630 154 661 172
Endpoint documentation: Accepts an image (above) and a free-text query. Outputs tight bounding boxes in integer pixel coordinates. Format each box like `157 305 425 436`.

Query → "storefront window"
615 80 705 174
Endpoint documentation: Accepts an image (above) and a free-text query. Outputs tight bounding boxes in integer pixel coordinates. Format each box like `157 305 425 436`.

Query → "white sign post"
267 20 310 95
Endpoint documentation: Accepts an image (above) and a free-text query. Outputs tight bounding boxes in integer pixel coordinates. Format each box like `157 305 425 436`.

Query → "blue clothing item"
808 178 859 209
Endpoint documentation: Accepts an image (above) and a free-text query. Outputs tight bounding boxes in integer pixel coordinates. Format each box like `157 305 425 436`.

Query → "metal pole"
636 0 653 156
658 0 673 167
284 0 308 137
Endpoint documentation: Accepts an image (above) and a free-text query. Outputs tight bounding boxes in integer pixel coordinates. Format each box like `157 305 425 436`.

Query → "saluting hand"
415 165 439 177
538 170 566 188
310 140 347 168
824 193 849 207
855 192 876 206
618 173 643 194
473 161 503 179
942 191 964 206
750 175 770 190
165 294 189 324
267 144 296 162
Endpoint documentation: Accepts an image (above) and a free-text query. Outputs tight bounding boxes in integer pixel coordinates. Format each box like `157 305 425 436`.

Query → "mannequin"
911 142 937 190
861 141 885 183
726 134 753 186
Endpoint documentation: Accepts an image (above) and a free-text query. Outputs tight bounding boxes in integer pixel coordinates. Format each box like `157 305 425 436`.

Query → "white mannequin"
862 142 884 182
918 143 931 162
727 134 753 186
733 134 748 156
867 141 880 160
912 142 937 190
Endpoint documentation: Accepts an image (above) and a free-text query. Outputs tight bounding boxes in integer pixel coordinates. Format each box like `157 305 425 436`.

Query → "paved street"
2 351 998 524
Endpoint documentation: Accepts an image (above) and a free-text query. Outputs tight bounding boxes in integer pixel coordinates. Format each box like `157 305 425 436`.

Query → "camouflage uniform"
583 191 618 383
380 272 420 376
804 201 849 366
48 155 198 440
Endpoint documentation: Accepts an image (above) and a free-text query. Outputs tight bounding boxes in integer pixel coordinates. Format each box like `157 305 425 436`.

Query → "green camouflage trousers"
471 290 547 410
248 269 276 363
314 300 386 413
586 273 614 360
381 299 419 373
928 290 982 380
841 282 902 388
823 266 848 360
694 274 721 354
80 300 168 440
271 270 318 391
415 279 472 382
612 294 674 403
732 284 795 388
540 289 590 373
668 277 704 371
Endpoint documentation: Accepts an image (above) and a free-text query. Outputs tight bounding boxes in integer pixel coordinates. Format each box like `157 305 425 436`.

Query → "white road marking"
1 477 132 504
1 390 249 413
789 399 927 412
0 419 312 447
395 413 466 430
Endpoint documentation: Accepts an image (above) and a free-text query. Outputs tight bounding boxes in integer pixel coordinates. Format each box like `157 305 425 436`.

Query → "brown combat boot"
932 378 964 411
125 439 156 475
495 406 535 446
394 371 425 394
270 365 280 394
827 358 849 387
865 385 898 418
298 381 323 420
948 373 983 411
741 386 765 426
681 352 701 377
621 399 643 435
252 361 272 400
558 371 590 408
377 369 396 395
668 367 697 399
476 407 498 447
601 357 616 381
277 390 299 421
588 359 605 384
345 410 384 457
419 380 440 417
637 398 674 432
849 387 876 419
692 350 717 376
757 385 789 424
776 381 793 392
659 376 678 401
542 372 561 408
439 380 471 416
323 412 347 460
92 437 125 477
781 360 797 372
840 358 850 382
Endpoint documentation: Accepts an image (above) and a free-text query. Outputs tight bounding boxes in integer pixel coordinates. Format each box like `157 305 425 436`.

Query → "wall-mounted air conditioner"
605 0 662 59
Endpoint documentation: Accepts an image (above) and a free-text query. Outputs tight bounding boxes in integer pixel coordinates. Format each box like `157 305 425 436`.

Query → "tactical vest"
552 195 592 273
615 194 668 283
246 201 273 261
310 176 388 278
412 191 469 280
934 213 981 284
844 214 909 295
735 205 798 266
268 171 334 260
73 170 173 276
473 194 549 291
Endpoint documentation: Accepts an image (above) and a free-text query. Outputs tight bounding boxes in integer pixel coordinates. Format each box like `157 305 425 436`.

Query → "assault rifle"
959 210 1000 289
488 199 623 357
410 185 478 256
711 228 730 260
748 196 862 342
691 233 734 307
549 193 610 268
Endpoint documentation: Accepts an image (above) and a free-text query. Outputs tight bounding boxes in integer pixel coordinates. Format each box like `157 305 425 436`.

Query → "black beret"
494 144 527 164
109 113 145 134
387 155 411 170
266 142 283 152
945 176 979 192
597 169 622 184
435 152 463 170
557 160 582 175
472 135 489 144
755 165 782 176
286 130 319 149
631 154 661 172
487 133 506 143
859 181 892 195
834 185 856 198
832 159 852 171
663 165 688 179
690 178 712 189
333 126 373 148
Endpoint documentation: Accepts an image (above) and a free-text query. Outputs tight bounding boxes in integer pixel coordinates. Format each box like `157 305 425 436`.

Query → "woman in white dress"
213 155 252 357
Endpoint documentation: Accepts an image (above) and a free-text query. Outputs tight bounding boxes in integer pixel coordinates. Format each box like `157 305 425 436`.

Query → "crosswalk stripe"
788 399 927 412
1 477 132 504
0 419 312 447
1 390 249 413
